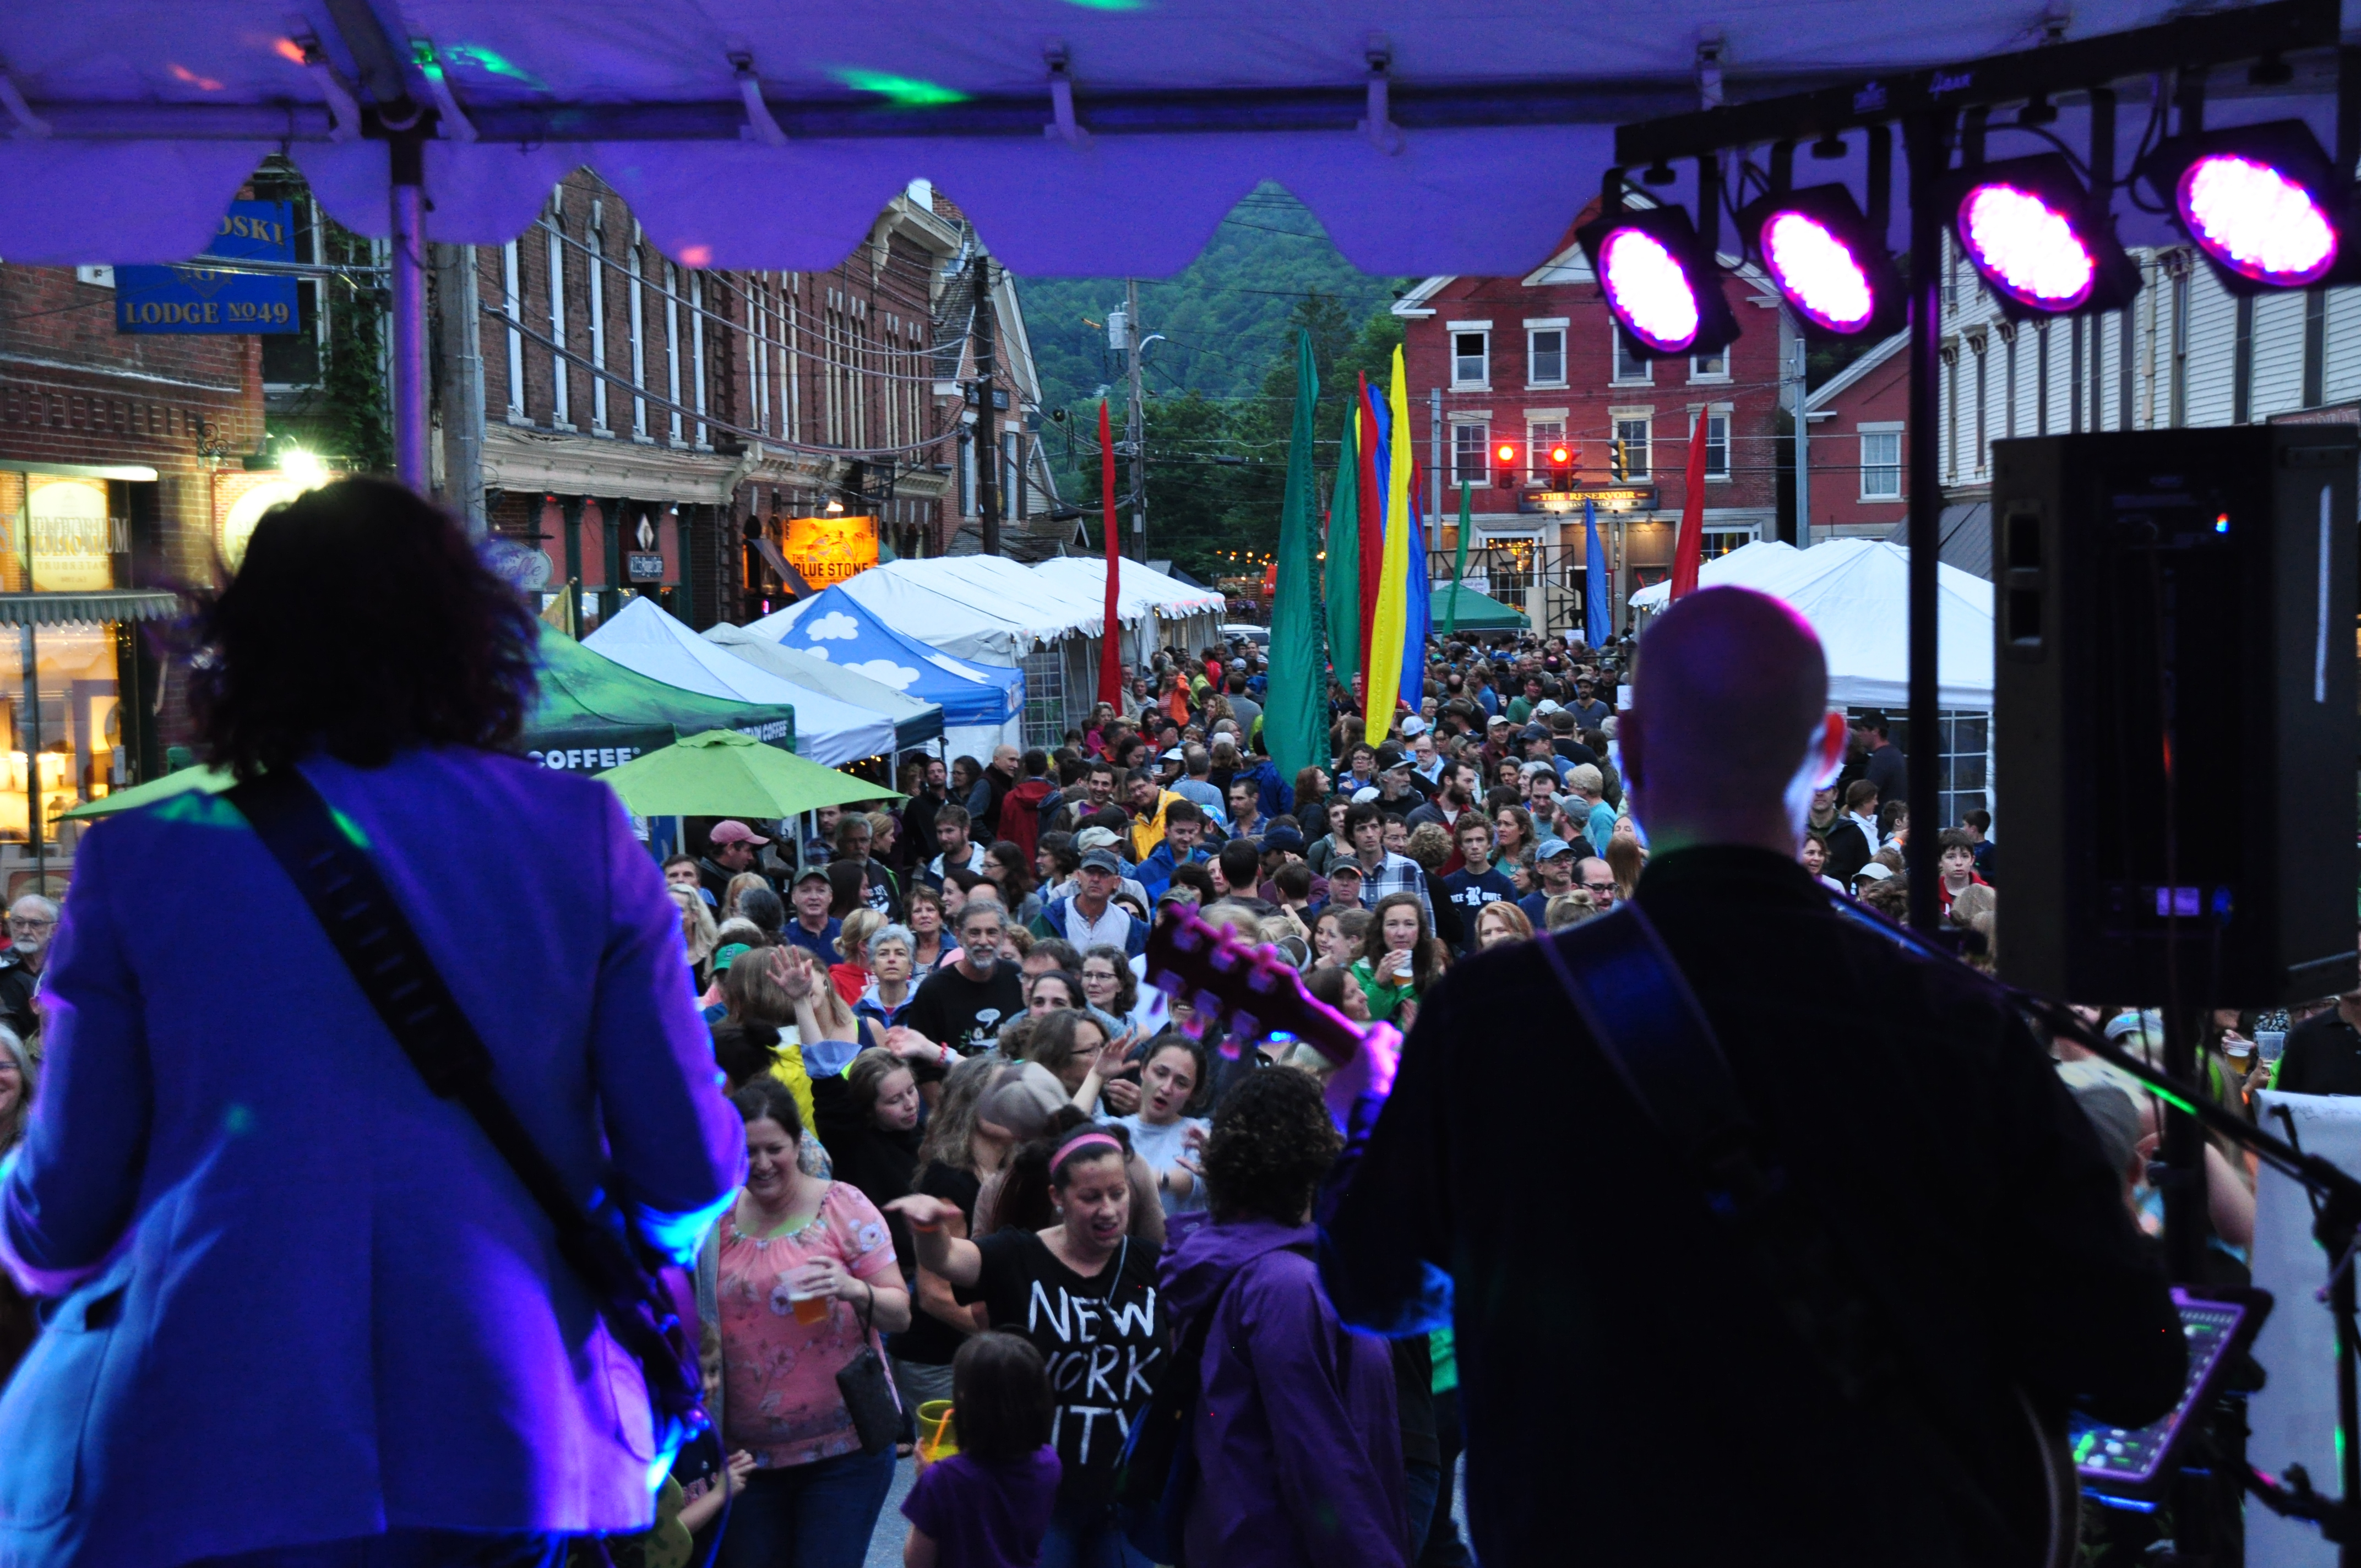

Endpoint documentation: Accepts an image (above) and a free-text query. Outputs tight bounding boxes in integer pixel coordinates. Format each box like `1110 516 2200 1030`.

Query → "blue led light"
2213 514 2230 534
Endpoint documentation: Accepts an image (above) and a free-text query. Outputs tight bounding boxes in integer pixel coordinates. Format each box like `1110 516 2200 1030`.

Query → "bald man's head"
1623 587 1841 855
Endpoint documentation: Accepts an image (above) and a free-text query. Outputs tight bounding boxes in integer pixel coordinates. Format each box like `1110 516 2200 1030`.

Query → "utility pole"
1124 276 1146 557
433 242 486 537
973 254 1000 556
1788 313 1810 547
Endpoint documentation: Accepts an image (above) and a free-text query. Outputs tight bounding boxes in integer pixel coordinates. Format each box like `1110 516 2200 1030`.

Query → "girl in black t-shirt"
890 1120 1168 1567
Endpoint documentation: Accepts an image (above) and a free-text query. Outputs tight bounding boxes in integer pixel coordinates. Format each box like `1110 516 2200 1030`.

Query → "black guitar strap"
1537 903 2036 1560
226 768 708 1439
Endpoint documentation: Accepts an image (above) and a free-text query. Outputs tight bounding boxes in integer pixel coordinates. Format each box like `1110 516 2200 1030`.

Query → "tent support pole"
1901 108 1950 931
389 129 431 493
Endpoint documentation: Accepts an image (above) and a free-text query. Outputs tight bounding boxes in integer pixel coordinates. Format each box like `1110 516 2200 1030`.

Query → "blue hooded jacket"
1160 1218 1408 1568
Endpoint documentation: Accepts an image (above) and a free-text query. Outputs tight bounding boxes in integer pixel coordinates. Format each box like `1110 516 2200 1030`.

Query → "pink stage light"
2179 153 2338 286
1762 211 1875 333
1959 182 2096 310
1601 228 1701 352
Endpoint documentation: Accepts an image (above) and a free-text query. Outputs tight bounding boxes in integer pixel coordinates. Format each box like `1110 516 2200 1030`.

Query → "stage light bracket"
2139 118 2354 295
1574 202 1741 360
1935 153 2144 321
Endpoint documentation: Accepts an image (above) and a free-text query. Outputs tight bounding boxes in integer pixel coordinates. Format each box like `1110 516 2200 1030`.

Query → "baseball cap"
792 865 831 887
1079 848 1126 874
1326 859 1366 880
710 820 770 847
1350 786 1381 805
712 942 753 972
1375 744 1408 771
1520 723 1552 743
1487 712 1513 728
1533 699 1563 716
1258 826 1306 855
1399 716 1428 738
1075 826 1122 853
1160 747 1186 763
1535 837 1577 861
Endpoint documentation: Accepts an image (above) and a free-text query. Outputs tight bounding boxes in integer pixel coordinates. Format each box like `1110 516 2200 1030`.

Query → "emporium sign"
116 202 300 335
782 514 878 586
24 476 123 593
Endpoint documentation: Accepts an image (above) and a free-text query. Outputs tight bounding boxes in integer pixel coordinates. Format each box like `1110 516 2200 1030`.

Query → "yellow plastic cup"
915 1400 959 1466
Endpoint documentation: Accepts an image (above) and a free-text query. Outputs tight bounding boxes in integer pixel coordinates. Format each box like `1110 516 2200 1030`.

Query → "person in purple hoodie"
1160 1068 1408 1568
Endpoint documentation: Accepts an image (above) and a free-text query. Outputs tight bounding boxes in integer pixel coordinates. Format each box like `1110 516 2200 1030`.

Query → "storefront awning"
0 590 182 627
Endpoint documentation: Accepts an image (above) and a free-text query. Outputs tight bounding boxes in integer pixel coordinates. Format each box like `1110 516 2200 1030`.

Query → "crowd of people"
0 478 2325 1568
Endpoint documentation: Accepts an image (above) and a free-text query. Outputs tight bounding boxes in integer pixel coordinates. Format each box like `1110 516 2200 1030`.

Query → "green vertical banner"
1269 330 1328 783
1444 480 1471 637
1324 405 1362 690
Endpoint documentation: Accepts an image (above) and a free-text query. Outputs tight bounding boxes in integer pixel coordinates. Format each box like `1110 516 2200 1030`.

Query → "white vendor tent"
584 597 897 766
701 623 943 754
1033 557 1227 666
1629 539 1993 710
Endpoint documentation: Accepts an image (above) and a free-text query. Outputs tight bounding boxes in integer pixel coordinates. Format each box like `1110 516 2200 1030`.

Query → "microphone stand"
1823 891 2361 1561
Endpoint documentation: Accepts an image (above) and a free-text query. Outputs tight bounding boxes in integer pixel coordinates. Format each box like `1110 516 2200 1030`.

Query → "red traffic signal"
1546 442 1576 487
1492 439 1520 489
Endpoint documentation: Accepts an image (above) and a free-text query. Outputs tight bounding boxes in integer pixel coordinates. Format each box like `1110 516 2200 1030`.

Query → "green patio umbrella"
596 728 901 819
1427 581 1530 631
62 764 236 820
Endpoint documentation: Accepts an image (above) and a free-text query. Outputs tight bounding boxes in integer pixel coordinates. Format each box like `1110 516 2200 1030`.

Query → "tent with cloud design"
745 585 1022 730
703 622 942 752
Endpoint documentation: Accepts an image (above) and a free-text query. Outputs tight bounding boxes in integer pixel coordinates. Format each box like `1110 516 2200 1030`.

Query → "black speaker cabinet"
1991 426 2357 1005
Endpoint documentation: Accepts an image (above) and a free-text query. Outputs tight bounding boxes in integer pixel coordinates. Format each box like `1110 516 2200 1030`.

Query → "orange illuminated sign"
782 514 878 586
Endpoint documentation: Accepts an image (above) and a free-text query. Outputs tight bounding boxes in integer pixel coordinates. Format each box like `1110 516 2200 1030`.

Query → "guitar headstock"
1144 903 1366 1066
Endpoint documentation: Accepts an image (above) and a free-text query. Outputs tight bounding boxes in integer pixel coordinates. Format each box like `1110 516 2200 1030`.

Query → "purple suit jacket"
0 748 744 1567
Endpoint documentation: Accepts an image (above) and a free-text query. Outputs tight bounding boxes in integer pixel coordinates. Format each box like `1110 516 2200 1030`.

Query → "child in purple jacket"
902 1332 1063 1568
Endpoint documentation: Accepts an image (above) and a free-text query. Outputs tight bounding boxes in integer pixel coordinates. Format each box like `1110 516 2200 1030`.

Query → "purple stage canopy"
0 2 2341 276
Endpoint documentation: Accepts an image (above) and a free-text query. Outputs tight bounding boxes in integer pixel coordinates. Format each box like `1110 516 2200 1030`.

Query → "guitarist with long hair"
1314 587 2185 1568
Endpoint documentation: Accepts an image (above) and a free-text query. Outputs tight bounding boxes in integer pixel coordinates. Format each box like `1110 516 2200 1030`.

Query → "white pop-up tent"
1033 557 1227 667
1629 539 1993 709
584 597 897 766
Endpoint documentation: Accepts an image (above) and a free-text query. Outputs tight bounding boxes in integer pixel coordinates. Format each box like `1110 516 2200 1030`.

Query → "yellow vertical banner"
1363 345 1415 743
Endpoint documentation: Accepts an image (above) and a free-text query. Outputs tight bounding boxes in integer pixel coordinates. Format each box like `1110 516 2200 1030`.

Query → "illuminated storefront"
0 464 181 897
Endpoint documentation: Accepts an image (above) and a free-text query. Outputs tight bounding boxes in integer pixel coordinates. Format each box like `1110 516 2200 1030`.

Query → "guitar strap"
226 768 710 1444
1537 904 2039 1561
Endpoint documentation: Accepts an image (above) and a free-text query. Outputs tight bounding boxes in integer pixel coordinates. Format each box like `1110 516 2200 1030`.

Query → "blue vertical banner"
1584 500 1611 649
1403 487 1430 696
116 202 299 335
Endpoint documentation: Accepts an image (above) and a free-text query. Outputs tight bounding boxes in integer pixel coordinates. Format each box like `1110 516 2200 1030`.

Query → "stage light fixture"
1939 154 2141 320
2140 121 2348 293
1575 203 1739 359
1736 184 1906 340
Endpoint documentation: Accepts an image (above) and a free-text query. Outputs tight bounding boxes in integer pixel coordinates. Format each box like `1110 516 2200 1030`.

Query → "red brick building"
1394 230 1789 636
0 262 257 891
1800 331 1907 542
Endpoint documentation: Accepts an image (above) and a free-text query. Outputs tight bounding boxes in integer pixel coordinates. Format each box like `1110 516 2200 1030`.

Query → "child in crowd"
901 1332 1062 1568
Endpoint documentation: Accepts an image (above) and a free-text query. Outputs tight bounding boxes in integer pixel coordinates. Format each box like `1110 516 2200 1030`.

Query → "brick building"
1394 227 1789 636
0 262 257 892
1800 331 1907 542
0 168 1067 890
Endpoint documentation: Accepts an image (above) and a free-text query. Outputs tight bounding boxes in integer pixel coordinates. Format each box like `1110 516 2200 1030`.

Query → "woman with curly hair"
1160 1067 1408 1568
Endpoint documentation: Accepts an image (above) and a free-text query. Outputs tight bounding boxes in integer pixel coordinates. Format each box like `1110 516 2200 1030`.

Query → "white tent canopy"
702 623 942 752
583 597 898 765
0 4 2319 272
1033 557 1226 664
1629 540 1993 710
757 559 1100 666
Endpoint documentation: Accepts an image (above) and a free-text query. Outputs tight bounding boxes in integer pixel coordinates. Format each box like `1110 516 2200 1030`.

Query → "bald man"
1320 587 2182 1568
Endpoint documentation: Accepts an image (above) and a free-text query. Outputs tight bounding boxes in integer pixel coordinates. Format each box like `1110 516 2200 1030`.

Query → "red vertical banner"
1097 401 1125 705
1670 407 1710 600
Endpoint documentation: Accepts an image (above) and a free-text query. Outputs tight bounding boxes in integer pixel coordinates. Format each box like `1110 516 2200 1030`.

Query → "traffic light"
1493 439 1520 490
1609 439 1629 481
1546 441 1576 488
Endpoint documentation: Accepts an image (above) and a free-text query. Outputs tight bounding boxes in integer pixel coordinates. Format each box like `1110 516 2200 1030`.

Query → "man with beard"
0 895 56 1043
1407 760 1482 837
899 756 949 879
902 900 1026 1057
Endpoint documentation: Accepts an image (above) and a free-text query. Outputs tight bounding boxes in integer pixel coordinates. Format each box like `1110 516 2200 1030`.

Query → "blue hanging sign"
115 202 300 335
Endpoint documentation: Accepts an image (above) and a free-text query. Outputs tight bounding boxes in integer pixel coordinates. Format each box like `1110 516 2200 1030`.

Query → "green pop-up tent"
1428 581 1531 632
65 627 804 820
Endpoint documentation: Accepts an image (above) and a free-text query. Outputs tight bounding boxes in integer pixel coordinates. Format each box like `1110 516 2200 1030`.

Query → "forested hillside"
1014 186 1409 580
